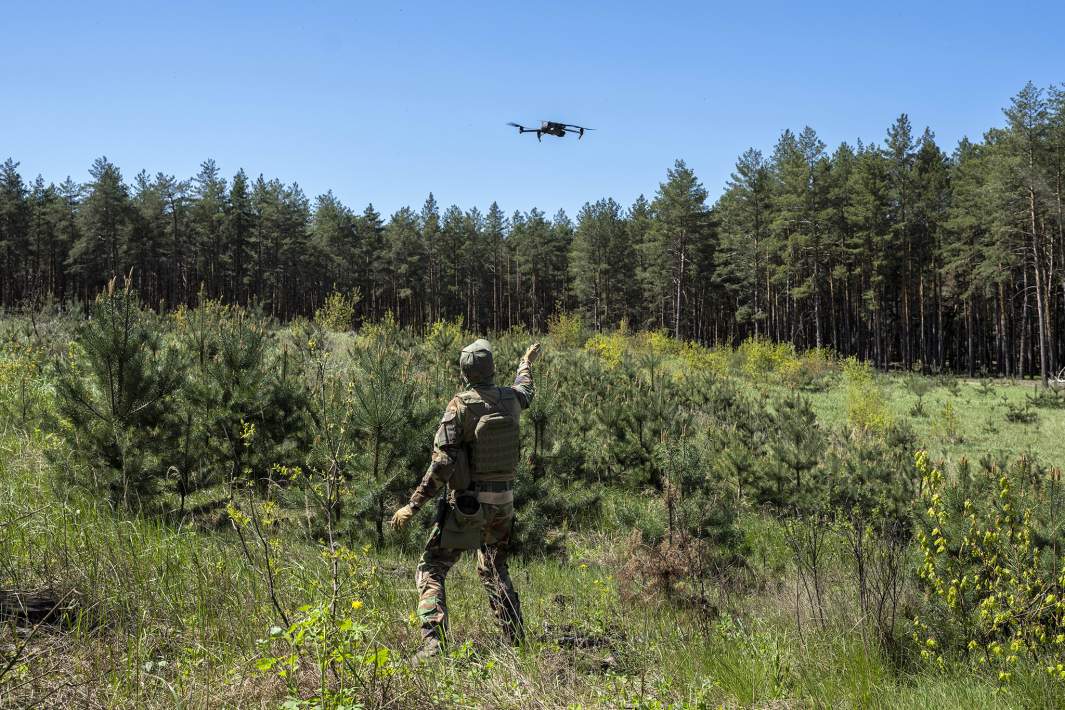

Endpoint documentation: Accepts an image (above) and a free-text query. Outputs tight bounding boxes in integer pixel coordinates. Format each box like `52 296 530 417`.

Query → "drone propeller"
559 125 595 139
507 122 528 132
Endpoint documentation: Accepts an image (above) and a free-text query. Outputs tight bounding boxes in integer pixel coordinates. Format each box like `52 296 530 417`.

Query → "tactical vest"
457 386 521 482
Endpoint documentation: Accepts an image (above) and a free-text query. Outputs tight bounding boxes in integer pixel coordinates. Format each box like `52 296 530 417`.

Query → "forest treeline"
1 82 1064 378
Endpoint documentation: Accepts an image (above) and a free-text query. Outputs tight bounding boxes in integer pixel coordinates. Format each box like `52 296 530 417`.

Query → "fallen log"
0 589 78 627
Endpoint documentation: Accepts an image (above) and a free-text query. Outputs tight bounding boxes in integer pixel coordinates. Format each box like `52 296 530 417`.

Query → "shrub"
424 316 465 363
843 357 892 435
777 350 838 391
178 301 308 498
637 330 683 358
1004 401 1039 425
52 281 181 510
913 452 1065 683
583 331 628 369
0 336 50 434
1026 388 1065 410
314 289 361 332
931 401 963 444
906 375 933 417
621 437 750 610
679 342 731 379
347 336 428 547
547 311 586 349
737 336 797 379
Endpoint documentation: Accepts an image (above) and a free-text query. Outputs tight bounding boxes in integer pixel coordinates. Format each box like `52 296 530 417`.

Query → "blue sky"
2 1 1062 217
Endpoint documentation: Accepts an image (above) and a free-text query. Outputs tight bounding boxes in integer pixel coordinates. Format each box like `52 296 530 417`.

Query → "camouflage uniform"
406 341 534 647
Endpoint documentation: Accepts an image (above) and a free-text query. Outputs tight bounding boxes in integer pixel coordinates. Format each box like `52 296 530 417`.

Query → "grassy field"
0 438 1038 709
3 312 1065 708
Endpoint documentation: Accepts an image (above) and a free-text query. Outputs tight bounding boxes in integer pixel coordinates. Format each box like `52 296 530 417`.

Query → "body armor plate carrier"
460 387 521 480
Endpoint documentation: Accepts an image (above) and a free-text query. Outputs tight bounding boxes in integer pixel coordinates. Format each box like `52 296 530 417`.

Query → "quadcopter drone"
507 121 594 141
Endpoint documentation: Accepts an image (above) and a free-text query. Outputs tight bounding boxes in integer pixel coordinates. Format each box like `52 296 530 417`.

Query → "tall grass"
4 318 1065 707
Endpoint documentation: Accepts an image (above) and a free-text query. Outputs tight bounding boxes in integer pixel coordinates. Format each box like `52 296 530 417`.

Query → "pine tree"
717 149 772 339
354 204 387 322
647 160 711 339
190 160 227 299
53 280 181 510
0 159 31 306
1003 82 1053 384
225 169 254 304
70 157 131 299
570 198 636 329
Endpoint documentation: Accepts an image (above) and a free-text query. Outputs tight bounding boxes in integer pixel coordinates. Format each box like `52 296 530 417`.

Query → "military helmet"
459 339 495 385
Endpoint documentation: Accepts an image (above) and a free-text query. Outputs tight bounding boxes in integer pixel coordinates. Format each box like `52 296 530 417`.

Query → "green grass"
3 424 1061 708
5 328 1065 707
799 375 1065 467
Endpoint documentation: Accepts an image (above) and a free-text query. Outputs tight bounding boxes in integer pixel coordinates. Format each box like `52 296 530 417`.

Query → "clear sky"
2 1 1062 218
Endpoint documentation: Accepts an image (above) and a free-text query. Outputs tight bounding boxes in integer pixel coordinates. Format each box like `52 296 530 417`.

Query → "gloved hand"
389 504 416 530
523 342 542 364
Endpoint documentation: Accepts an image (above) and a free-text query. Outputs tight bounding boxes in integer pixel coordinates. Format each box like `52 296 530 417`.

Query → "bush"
547 311 586 349
931 400 963 444
913 452 1065 683
679 341 732 379
423 316 465 365
314 289 361 332
0 335 50 434
583 331 628 369
737 336 798 379
178 301 308 499
843 357 892 435
52 281 181 510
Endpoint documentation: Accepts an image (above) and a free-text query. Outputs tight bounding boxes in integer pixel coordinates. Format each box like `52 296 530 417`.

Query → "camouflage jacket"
408 359 534 509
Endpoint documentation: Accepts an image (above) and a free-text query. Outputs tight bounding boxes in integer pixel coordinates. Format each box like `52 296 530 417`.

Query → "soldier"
389 339 542 661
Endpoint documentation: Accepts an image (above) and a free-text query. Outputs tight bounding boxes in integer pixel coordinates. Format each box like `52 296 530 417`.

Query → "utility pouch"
439 492 486 550
449 447 472 493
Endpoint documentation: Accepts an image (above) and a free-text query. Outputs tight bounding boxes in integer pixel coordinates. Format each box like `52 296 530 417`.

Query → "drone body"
507 121 594 142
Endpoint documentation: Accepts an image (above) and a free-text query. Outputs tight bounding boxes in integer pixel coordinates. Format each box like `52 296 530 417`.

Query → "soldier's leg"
416 526 464 648
476 503 524 644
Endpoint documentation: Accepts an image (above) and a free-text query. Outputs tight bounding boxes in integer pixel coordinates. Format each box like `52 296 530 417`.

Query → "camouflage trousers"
415 500 524 645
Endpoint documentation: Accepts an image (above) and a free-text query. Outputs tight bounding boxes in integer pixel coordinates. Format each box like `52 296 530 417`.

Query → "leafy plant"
913 452 1065 685
844 357 892 435
52 280 181 510
314 289 362 333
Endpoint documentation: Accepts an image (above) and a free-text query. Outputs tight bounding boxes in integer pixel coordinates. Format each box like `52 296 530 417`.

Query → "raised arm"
511 342 541 410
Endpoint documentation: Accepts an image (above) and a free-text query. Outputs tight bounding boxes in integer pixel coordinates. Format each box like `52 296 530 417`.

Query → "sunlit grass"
5 326 1065 707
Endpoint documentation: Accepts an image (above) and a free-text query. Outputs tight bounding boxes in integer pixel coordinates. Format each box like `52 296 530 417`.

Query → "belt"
473 480 514 492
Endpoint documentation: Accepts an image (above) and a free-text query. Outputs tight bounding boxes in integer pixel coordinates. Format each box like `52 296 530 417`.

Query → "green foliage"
1027 388 1065 410
0 333 50 434
914 452 1065 685
1005 401 1040 425
314 289 361 332
423 316 466 366
737 336 797 379
931 401 963 445
844 357 892 434
583 330 628 369
346 333 428 546
52 282 181 510
13 302 1065 706
907 374 933 417
547 311 586 349
177 299 308 496
253 546 397 708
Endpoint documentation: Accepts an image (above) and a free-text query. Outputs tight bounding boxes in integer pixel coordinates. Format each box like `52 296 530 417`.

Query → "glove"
389 504 416 530
523 342 542 364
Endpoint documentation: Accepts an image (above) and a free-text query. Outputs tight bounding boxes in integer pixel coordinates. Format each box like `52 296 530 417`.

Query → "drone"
507 121 594 141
